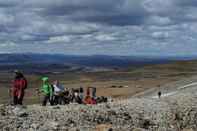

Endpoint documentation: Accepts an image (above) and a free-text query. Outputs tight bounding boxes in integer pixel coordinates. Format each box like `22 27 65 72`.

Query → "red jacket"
12 78 27 97
84 96 97 105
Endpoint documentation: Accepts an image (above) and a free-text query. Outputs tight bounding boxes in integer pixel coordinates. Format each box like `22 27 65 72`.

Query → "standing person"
40 77 53 106
79 87 84 101
11 70 27 105
157 85 161 99
92 87 97 99
158 91 161 99
53 80 65 105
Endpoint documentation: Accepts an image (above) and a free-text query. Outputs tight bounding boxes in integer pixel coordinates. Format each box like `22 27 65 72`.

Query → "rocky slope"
0 86 197 131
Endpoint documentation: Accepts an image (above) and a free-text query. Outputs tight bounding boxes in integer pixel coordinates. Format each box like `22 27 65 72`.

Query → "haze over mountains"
0 53 197 73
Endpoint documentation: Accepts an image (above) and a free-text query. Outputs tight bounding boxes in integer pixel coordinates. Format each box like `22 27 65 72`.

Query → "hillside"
0 59 197 130
137 60 197 73
1 59 197 105
127 60 197 79
0 80 197 131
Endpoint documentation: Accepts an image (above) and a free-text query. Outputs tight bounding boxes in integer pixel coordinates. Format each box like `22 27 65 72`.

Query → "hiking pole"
36 88 41 104
8 88 12 105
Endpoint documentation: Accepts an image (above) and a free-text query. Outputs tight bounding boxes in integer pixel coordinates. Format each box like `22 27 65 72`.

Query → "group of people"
10 70 107 106
40 76 99 106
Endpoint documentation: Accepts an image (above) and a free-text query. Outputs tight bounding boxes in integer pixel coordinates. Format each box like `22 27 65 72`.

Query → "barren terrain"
0 60 197 104
1 60 197 130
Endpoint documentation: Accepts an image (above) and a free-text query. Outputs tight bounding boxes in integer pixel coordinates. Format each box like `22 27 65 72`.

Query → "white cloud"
0 41 16 47
143 0 174 14
95 34 117 41
146 16 172 25
46 36 71 43
0 13 14 25
151 31 169 39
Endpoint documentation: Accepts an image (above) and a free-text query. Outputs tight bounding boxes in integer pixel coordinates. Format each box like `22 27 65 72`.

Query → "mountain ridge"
1 53 197 73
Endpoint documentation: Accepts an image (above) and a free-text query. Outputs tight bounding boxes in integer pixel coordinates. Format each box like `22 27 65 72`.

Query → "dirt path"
151 82 197 98
133 76 197 99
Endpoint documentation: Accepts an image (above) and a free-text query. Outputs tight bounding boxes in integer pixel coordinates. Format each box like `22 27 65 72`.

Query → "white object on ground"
152 82 197 99
178 82 197 89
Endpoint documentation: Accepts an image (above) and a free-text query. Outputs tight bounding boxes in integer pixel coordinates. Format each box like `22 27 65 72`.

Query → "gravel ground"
1 81 197 131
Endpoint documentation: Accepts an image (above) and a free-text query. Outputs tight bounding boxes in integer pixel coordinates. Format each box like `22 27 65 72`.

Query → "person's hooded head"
14 70 24 79
53 80 59 86
42 77 49 84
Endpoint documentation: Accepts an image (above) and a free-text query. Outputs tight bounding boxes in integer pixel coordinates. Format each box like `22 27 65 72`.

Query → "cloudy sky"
0 0 197 56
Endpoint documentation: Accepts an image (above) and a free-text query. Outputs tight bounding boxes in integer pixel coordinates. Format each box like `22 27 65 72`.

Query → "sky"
0 0 197 56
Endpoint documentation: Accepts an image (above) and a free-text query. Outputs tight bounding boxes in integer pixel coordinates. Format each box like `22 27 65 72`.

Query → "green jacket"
41 83 53 96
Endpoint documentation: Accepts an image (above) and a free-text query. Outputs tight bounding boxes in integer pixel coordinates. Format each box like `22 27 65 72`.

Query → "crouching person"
63 88 70 104
84 87 96 105
41 77 53 106
73 90 83 104
53 80 65 105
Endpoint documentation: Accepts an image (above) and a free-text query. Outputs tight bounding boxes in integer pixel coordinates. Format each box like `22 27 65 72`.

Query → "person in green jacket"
41 77 53 106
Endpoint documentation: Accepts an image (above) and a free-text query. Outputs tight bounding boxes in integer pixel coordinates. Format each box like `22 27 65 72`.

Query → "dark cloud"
0 0 21 8
176 0 197 7
75 14 145 26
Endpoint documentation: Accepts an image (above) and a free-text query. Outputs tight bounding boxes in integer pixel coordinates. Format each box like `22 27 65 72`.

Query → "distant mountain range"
0 53 196 73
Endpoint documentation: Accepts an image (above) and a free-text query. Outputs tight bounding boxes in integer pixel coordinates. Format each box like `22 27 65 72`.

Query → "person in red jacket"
84 87 96 105
11 70 27 105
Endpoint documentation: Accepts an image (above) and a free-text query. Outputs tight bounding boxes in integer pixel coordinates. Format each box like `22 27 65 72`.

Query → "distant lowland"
0 53 197 74
1 53 197 105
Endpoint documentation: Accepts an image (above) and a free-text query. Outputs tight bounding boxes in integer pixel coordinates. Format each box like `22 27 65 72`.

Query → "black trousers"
54 95 65 105
53 95 59 105
13 94 24 105
42 95 53 106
